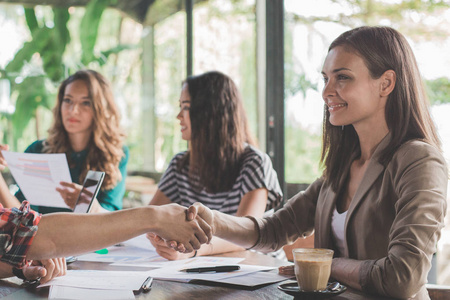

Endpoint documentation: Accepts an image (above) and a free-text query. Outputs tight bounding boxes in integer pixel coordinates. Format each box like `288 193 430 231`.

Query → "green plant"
1 0 137 146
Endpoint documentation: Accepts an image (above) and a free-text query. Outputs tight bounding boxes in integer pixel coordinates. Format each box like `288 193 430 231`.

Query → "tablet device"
72 170 105 213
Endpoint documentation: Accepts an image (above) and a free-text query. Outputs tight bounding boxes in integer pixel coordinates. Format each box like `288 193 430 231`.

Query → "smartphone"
72 170 105 213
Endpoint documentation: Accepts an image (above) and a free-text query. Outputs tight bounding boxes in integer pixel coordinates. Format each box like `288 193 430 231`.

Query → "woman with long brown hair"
0 69 128 213
148 71 282 259
185 27 447 299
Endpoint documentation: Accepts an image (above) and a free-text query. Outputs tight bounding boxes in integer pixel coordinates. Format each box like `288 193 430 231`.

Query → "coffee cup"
292 248 334 292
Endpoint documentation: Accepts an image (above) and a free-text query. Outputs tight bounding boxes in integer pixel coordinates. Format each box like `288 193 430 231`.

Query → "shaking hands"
152 203 215 255
151 203 213 254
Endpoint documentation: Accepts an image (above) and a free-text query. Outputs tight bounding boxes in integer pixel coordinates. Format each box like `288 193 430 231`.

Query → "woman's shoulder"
24 140 46 153
394 139 445 163
241 145 270 165
167 151 188 166
389 139 447 174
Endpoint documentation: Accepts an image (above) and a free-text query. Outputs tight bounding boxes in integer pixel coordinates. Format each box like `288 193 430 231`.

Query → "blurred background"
0 0 449 285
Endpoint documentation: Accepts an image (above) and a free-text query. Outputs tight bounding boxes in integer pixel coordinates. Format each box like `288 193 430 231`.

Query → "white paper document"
2 151 72 208
49 286 135 300
39 270 150 290
205 270 291 287
147 263 275 283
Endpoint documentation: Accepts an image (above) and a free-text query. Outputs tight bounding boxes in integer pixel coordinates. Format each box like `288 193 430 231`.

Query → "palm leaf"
80 0 110 65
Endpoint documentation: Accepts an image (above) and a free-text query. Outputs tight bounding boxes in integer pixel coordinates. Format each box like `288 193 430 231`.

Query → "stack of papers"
40 234 291 298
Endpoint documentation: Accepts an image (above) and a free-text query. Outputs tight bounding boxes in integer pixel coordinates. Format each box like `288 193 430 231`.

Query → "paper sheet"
203 270 291 287
146 263 276 282
2 151 72 208
39 270 150 290
49 286 135 300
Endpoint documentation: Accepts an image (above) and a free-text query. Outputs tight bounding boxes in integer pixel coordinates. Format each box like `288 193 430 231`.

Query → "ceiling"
0 0 204 25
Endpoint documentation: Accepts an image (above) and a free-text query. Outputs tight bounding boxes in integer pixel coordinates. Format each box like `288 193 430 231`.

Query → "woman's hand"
56 181 83 209
186 203 215 231
0 144 9 170
23 258 67 284
165 202 215 253
152 204 212 253
147 233 194 260
278 265 295 276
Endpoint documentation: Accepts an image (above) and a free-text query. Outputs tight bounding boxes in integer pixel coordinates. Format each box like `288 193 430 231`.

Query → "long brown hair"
179 71 255 193
321 26 441 191
44 70 125 189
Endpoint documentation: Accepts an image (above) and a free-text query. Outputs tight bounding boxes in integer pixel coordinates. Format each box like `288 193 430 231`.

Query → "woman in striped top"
148 71 282 260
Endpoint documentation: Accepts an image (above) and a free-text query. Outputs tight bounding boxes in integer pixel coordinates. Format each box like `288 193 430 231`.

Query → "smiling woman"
185 26 448 300
0 70 129 214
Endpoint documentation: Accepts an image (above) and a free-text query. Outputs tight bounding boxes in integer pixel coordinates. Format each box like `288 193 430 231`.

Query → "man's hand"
147 233 194 260
151 204 212 253
56 182 83 209
0 144 9 171
165 202 215 253
23 258 67 284
186 203 215 233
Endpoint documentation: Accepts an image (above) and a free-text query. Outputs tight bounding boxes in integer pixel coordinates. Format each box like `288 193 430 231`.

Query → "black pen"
141 276 153 293
180 265 240 273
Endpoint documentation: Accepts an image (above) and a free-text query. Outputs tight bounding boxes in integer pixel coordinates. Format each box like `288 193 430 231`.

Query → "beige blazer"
252 136 448 299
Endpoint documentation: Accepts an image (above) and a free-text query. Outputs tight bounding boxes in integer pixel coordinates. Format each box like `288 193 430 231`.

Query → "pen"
141 276 153 293
180 265 240 273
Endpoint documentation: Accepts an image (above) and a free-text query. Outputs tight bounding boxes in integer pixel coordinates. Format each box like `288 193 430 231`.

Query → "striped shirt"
159 145 282 215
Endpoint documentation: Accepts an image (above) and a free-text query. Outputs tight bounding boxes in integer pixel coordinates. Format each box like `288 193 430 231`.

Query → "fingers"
165 240 178 249
36 258 67 284
148 233 165 246
59 257 67 276
0 145 8 170
23 264 46 281
187 205 197 221
278 265 295 276
82 189 93 197
59 181 76 188
196 217 212 244
38 260 55 284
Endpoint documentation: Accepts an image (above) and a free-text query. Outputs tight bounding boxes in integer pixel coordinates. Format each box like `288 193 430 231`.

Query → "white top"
331 207 348 257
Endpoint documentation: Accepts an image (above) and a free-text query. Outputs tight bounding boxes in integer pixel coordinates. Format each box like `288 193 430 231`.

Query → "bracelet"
192 250 198 258
12 267 27 280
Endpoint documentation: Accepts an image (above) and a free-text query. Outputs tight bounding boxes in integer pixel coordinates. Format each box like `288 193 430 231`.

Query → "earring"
342 125 344 131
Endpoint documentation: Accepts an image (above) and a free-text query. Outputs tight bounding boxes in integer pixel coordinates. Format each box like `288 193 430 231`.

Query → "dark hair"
179 71 255 193
321 26 441 191
45 69 125 189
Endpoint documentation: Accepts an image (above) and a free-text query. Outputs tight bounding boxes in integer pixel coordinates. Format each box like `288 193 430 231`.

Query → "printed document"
2 151 72 208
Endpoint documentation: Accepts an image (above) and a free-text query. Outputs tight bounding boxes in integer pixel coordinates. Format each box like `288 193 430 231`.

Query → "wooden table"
0 251 397 299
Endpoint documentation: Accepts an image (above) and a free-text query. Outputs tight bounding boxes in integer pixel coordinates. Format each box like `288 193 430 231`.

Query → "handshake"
151 203 216 255
149 202 258 260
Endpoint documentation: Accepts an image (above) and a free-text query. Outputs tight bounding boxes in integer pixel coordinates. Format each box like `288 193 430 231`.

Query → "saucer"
277 281 347 299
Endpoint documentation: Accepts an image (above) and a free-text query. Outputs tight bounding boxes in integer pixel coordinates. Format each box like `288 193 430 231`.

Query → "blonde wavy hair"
44 70 125 190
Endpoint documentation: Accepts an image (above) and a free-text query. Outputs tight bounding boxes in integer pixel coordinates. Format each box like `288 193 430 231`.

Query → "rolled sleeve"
0 201 41 268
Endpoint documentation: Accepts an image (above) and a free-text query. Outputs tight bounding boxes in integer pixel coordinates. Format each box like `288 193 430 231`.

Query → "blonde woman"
0 70 128 213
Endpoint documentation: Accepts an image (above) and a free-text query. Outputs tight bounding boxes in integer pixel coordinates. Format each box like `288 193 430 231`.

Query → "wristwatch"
12 267 27 280
12 267 40 285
